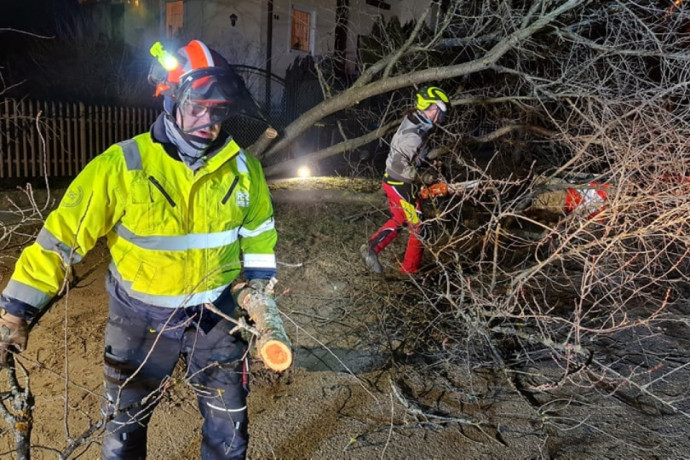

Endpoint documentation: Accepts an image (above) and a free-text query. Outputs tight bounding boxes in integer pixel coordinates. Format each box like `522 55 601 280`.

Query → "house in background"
83 0 443 112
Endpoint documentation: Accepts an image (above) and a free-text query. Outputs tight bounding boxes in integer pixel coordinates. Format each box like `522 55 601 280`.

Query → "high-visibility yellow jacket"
2 131 277 314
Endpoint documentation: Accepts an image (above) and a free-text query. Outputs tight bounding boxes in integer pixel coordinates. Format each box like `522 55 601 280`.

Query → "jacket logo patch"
236 191 249 207
62 186 84 208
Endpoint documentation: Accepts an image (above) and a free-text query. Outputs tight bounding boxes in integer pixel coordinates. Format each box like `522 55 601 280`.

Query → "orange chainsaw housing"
420 182 449 199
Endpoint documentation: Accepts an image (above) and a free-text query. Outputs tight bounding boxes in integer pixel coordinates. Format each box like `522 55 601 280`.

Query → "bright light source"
162 55 179 71
150 41 180 71
297 166 311 178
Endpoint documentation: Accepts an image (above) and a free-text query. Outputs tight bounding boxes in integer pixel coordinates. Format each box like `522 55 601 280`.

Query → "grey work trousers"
100 289 249 459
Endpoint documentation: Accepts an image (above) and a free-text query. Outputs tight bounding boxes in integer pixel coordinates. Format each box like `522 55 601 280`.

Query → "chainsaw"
419 180 481 199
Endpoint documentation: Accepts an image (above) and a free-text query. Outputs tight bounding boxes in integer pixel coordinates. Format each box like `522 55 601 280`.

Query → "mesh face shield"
435 100 447 124
175 68 242 133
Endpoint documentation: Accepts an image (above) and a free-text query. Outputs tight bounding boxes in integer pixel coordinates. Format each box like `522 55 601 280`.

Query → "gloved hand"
418 170 438 185
232 278 276 310
0 310 28 366
231 278 292 372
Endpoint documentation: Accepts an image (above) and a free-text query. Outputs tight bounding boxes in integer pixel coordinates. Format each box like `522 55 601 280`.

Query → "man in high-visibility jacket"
0 40 277 459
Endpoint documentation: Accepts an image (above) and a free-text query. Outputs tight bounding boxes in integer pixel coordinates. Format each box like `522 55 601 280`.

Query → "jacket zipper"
221 176 239 205
148 176 176 207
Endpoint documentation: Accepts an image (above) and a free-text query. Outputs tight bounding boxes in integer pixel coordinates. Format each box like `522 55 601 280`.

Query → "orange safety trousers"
367 181 424 274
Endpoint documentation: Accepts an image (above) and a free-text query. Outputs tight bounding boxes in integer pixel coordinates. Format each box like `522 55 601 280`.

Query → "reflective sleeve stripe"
236 150 248 174
239 218 275 238
102 418 138 427
3 279 52 309
118 139 142 171
36 228 83 265
113 223 239 250
206 402 247 413
243 253 276 268
109 263 234 308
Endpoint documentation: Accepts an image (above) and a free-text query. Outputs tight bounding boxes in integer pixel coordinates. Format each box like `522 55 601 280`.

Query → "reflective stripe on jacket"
3 131 277 311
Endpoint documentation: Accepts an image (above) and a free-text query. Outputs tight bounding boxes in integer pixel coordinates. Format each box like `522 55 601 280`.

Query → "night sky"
1 0 153 105
0 0 82 40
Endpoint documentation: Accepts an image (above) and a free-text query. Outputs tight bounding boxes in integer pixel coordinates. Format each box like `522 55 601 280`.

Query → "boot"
359 243 382 273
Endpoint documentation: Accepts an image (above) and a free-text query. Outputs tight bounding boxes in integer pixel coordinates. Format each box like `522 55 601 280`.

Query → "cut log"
235 283 293 372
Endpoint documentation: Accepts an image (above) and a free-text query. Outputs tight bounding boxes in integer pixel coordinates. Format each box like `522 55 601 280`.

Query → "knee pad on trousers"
101 396 149 460
100 360 155 460
200 401 248 459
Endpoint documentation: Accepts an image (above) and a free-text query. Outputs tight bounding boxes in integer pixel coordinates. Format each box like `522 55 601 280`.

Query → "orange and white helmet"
148 40 244 131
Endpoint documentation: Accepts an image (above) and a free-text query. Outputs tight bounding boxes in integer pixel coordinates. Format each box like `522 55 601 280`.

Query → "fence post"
98 105 105 154
19 99 28 178
106 105 112 148
0 99 5 179
58 102 64 178
68 101 74 175
79 102 86 172
32 100 39 178
11 99 18 178
124 106 130 140
33 100 41 178
135 107 140 140
27 100 33 178
73 102 80 174
50 101 57 178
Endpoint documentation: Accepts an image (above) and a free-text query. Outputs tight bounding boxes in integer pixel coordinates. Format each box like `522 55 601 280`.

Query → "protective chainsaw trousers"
100 288 249 459
367 180 424 274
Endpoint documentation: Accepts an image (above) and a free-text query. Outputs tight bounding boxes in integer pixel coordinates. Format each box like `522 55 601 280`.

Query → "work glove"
0 310 28 366
233 278 275 309
418 170 438 185
415 148 430 168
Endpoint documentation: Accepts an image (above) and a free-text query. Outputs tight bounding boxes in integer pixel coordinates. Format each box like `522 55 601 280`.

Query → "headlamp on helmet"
150 41 180 71
147 41 186 98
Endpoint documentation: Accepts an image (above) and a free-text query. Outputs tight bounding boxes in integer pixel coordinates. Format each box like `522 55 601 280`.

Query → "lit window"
291 8 311 52
166 1 183 39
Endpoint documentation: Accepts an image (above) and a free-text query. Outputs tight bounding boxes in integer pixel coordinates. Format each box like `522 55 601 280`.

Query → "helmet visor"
176 68 241 131
435 101 447 124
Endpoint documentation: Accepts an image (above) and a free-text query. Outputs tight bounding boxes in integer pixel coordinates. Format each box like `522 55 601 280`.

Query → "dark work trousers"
367 180 424 274
100 285 249 460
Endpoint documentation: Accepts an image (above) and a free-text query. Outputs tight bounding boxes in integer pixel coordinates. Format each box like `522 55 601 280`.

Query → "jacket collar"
150 113 240 174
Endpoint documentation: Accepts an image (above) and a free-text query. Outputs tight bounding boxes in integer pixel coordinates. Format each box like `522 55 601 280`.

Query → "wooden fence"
0 98 158 179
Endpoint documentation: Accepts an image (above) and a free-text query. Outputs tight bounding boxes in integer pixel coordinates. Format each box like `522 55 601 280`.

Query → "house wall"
121 0 165 50
115 0 433 78
267 0 429 78
110 0 432 112
183 0 267 69
161 0 427 77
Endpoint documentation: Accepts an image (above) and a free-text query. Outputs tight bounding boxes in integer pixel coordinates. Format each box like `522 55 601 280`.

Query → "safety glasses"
175 68 242 132
181 101 232 119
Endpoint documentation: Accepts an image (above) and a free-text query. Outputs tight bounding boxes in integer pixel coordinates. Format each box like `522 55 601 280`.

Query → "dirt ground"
0 178 688 459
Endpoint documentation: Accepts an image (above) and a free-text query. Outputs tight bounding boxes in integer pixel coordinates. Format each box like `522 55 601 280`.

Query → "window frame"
166 1 184 39
289 4 316 54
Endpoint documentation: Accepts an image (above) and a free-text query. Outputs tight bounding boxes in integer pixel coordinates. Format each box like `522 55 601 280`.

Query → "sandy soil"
0 179 688 459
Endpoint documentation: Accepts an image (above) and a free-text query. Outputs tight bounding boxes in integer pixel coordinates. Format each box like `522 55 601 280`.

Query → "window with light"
291 8 311 52
166 1 183 38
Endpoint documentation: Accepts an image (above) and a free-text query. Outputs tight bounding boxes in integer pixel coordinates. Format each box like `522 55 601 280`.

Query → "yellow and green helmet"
416 86 450 111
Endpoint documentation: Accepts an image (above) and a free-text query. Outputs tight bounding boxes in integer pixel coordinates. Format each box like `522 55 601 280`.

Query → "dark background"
1 0 154 107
